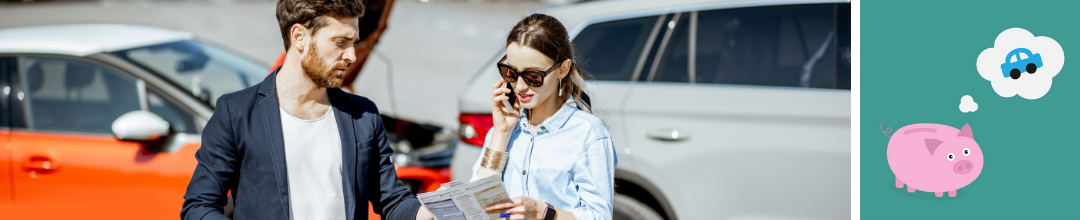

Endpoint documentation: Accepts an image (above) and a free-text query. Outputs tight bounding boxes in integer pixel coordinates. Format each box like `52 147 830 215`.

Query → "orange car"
0 23 236 219
0 1 450 219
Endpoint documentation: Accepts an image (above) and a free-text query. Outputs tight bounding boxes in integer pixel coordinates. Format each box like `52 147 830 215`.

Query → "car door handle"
23 156 59 173
646 129 690 142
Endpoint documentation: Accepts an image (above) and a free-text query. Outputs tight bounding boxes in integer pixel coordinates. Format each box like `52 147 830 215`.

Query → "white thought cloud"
975 28 1064 99
959 95 978 113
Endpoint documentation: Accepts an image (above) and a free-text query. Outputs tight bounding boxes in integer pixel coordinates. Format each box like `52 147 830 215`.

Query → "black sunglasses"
497 55 564 87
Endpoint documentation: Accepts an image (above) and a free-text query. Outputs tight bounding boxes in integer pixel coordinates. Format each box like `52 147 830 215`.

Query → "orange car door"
8 55 200 219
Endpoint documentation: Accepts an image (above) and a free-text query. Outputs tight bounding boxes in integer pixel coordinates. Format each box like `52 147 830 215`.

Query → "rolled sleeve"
570 136 617 220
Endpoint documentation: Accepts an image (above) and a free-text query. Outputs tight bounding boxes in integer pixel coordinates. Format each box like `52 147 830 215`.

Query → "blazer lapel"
257 67 293 219
329 88 359 220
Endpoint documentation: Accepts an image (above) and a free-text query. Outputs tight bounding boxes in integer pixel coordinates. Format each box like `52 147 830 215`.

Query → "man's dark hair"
276 0 365 50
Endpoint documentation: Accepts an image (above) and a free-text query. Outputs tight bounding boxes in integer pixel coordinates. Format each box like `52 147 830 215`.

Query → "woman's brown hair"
506 13 592 112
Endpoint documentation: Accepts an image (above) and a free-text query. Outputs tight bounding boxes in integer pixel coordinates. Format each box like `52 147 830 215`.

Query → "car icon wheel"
1010 69 1021 79
1026 63 1037 74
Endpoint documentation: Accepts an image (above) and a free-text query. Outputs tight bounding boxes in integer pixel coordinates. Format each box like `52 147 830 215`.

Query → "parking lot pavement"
0 0 544 128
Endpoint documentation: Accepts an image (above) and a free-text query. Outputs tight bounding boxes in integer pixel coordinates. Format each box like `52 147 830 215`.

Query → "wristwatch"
543 202 556 220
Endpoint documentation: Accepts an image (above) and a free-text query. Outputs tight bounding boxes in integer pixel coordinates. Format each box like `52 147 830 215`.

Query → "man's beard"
300 42 348 88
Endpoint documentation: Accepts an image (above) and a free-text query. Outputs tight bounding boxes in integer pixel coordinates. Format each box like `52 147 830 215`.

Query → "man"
181 0 434 219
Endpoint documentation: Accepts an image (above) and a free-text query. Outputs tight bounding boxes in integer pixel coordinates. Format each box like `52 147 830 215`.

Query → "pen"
499 213 511 218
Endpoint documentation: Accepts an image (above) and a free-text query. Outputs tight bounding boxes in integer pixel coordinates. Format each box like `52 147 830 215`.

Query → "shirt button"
523 170 527 175
540 126 545 130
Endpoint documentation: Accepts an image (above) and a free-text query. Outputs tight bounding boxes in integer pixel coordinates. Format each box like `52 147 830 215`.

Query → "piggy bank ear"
958 123 974 140
925 139 943 155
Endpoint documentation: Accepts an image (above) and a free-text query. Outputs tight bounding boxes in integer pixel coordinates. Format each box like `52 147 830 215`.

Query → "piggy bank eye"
962 148 970 156
947 153 955 161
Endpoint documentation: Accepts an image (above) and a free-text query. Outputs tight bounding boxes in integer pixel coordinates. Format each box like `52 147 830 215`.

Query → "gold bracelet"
480 148 509 172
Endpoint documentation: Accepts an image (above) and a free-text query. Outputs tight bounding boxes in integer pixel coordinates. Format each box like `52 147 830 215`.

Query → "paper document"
418 175 510 220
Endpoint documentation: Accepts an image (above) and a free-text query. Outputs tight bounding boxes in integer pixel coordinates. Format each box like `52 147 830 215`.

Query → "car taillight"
458 113 493 147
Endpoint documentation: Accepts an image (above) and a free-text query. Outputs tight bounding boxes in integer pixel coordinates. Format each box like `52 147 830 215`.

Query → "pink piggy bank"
886 123 983 197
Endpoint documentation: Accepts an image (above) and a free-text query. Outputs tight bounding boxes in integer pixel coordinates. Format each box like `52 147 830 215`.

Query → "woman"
470 14 617 220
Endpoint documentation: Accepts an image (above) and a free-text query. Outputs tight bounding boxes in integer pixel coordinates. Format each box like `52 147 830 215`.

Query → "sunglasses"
497 55 564 87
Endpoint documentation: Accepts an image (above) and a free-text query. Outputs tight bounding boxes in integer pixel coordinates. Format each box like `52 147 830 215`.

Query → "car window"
837 3 851 90
19 56 140 134
5 56 26 129
695 4 838 88
111 39 267 109
148 89 196 134
651 13 691 83
572 16 659 81
1 56 13 128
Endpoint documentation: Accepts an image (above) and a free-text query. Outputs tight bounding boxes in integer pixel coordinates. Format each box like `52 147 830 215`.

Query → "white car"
452 0 851 219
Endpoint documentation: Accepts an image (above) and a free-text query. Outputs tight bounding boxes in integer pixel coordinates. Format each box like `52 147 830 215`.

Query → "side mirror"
112 110 171 142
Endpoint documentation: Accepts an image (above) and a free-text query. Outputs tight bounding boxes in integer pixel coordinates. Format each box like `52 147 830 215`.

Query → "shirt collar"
518 96 579 134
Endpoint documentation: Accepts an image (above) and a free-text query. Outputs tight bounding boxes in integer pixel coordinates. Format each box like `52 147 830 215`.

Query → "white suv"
453 0 851 219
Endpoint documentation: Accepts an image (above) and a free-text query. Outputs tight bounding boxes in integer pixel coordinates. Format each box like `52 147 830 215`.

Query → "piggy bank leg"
934 192 944 197
948 190 957 197
907 186 916 193
895 177 904 188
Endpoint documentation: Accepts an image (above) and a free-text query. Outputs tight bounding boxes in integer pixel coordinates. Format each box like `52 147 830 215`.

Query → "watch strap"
543 202 556 220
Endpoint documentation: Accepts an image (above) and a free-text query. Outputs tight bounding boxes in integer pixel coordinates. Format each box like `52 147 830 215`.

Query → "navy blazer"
182 67 421 220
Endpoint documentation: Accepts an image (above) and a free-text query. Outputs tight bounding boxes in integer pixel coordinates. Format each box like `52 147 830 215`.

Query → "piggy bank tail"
880 121 893 137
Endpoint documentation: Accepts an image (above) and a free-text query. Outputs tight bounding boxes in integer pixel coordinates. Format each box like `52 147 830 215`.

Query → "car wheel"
1026 63 1037 73
1010 69 1021 79
613 194 664 220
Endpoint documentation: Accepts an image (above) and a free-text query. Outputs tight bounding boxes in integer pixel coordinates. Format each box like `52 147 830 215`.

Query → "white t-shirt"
280 107 346 220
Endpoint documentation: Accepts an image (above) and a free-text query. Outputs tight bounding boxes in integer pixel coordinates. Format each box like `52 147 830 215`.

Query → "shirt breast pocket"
533 167 577 203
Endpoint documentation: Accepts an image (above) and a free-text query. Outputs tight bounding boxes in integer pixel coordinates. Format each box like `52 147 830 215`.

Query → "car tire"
1010 69 1021 79
1026 63 1037 73
613 194 664 220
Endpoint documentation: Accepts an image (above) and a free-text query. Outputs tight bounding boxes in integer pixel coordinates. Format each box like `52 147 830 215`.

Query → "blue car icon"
1000 48 1042 79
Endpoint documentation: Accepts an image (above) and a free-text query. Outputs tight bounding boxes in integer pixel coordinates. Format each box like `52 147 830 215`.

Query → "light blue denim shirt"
470 102 617 220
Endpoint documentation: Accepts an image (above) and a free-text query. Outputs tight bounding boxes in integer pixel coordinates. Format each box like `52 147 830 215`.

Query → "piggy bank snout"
953 160 975 175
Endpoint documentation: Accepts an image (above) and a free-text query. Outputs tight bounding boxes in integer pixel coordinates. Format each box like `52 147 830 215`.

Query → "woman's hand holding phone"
490 79 519 151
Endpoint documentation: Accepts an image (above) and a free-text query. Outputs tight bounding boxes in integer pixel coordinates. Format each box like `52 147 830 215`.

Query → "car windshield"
110 39 267 108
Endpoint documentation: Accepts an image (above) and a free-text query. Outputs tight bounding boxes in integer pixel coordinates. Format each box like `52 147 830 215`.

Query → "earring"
558 81 564 96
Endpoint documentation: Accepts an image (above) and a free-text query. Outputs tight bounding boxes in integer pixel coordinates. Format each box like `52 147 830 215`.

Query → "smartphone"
501 82 516 113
